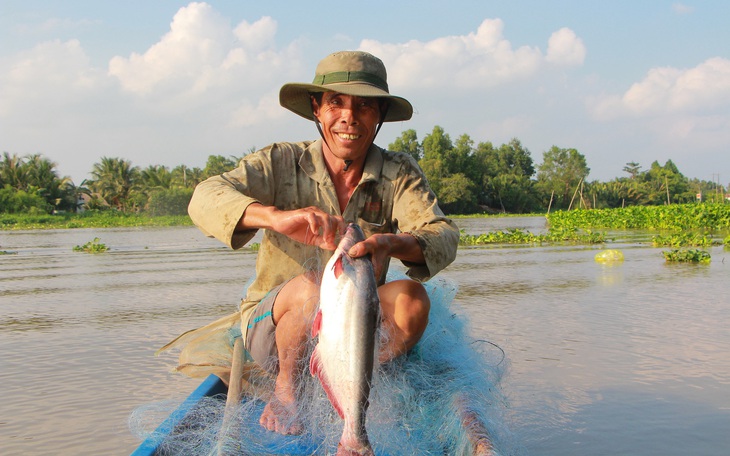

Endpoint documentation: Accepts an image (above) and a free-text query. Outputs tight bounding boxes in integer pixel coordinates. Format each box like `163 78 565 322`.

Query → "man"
179 50 458 435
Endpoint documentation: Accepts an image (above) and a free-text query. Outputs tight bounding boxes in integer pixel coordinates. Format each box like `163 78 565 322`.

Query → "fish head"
322 223 374 289
335 223 366 256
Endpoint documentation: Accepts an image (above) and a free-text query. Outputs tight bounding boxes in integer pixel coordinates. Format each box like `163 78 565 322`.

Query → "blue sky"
2 1 729 187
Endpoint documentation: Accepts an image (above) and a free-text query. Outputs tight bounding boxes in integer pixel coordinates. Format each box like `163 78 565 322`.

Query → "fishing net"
130 274 511 455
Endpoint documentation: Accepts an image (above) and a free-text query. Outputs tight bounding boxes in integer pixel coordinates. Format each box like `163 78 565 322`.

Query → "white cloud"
0 38 106 121
546 28 586 66
590 57 730 118
107 4 295 102
360 19 582 90
108 2 233 95
0 2 308 183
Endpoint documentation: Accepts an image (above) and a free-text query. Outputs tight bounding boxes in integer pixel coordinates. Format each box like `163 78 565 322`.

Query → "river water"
1 217 728 455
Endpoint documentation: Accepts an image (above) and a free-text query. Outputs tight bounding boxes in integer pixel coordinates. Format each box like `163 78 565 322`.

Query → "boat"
131 374 226 456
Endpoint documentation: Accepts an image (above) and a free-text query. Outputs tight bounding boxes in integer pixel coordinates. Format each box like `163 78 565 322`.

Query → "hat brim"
279 82 413 122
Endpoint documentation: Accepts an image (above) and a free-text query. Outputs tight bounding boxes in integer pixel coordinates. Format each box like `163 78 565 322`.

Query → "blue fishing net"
130 275 510 455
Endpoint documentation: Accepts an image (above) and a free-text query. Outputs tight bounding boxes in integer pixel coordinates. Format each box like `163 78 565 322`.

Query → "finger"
348 239 370 258
305 211 321 244
321 216 346 250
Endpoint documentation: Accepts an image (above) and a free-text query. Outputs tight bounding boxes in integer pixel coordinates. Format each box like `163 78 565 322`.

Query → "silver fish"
310 223 380 455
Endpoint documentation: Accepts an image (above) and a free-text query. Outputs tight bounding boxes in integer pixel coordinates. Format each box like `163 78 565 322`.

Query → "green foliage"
548 204 730 232
146 188 194 216
459 227 605 246
536 146 590 210
203 155 239 178
651 233 716 248
0 152 77 212
88 157 140 211
0 185 52 214
73 237 108 253
389 129 422 161
662 249 711 263
5 126 728 218
171 165 204 188
641 160 693 205
0 211 193 230
438 173 479 214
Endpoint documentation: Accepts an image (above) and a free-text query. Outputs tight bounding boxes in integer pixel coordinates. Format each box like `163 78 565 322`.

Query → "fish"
310 223 381 456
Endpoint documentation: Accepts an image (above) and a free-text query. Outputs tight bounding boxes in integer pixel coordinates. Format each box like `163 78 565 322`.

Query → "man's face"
311 92 382 163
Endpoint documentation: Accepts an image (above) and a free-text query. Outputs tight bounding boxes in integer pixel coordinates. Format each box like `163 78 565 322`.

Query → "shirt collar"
300 139 383 184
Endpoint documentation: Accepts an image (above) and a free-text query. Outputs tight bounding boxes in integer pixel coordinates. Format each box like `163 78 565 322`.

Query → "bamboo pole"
665 176 671 205
453 393 495 456
218 337 246 455
546 191 554 218
568 178 583 211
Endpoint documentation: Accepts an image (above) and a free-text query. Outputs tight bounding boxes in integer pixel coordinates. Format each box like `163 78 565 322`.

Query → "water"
1 218 729 455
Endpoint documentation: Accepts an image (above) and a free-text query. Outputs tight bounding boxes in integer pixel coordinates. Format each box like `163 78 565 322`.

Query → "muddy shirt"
188 139 459 335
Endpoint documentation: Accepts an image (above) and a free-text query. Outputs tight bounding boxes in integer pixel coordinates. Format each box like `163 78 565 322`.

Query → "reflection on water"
1 220 729 455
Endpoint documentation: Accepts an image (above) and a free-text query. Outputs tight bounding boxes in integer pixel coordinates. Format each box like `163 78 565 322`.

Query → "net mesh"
130 275 511 455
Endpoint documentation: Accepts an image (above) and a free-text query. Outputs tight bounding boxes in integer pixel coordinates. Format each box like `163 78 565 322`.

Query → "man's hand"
348 232 425 278
271 207 346 251
239 204 346 251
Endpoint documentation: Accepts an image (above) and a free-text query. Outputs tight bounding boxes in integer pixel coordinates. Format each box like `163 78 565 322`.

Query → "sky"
2 1 729 187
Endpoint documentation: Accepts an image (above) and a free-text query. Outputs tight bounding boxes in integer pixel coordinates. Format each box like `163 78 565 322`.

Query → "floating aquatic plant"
661 248 711 264
73 237 108 253
652 233 717 248
459 227 605 246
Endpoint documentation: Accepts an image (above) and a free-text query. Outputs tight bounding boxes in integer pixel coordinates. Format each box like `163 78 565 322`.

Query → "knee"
394 281 431 341
272 272 321 324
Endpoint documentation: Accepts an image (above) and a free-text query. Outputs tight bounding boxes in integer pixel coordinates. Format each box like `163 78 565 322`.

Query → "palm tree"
172 165 204 188
88 157 140 211
0 152 27 189
140 165 173 191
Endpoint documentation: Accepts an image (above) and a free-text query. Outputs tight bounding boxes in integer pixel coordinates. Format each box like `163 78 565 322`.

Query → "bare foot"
259 390 303 435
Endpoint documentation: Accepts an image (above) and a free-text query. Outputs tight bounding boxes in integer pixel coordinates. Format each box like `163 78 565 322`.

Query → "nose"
339 106 358 125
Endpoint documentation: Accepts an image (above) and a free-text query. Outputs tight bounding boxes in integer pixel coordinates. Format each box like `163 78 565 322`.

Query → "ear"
310 95 321 119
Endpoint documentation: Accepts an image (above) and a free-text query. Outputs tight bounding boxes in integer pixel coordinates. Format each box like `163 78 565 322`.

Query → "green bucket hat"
279 51 413 122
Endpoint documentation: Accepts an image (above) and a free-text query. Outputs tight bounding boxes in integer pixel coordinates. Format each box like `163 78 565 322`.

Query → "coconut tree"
140 165 173 191
88 157 140 211
0 152 27 189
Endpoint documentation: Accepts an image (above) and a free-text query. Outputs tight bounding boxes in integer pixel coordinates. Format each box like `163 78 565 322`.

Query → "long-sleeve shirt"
163 139 459 377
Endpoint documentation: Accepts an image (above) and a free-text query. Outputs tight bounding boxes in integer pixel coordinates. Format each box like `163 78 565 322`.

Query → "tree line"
390 126 726 213
1 126 727 216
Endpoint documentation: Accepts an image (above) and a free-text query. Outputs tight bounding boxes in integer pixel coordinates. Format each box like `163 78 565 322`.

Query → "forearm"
387 233 426 265
237 204 345 251
236 203 277 232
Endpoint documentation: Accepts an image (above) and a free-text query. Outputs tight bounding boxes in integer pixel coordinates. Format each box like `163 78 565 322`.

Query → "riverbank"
0 212 193 230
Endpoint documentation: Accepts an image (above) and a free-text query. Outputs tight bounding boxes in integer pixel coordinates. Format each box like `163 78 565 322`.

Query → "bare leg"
258 276 429 434
258 273 320 435
377 279 430 363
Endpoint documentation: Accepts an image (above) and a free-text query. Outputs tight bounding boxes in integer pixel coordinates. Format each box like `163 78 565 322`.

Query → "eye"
324 93 343 106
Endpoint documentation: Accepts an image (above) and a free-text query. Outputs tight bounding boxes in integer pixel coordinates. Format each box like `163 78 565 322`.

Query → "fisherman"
174 50 459 435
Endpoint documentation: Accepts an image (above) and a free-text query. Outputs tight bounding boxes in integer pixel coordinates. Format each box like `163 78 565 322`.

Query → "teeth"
338 133 360 140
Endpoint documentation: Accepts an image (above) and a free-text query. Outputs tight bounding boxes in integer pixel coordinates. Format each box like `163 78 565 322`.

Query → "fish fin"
311 309 322 338
320 377 345 419
309 349 345 419
309 347 320 377
334 255 344 279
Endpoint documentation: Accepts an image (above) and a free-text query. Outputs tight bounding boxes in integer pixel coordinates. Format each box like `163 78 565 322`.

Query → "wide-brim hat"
279 51 413 122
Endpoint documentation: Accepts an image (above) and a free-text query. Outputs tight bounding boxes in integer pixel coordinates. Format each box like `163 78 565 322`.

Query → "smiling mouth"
337 133 361 140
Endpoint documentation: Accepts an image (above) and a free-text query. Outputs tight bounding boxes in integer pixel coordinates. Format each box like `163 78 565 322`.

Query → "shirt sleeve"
188 147 276 250
391 155 459 281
